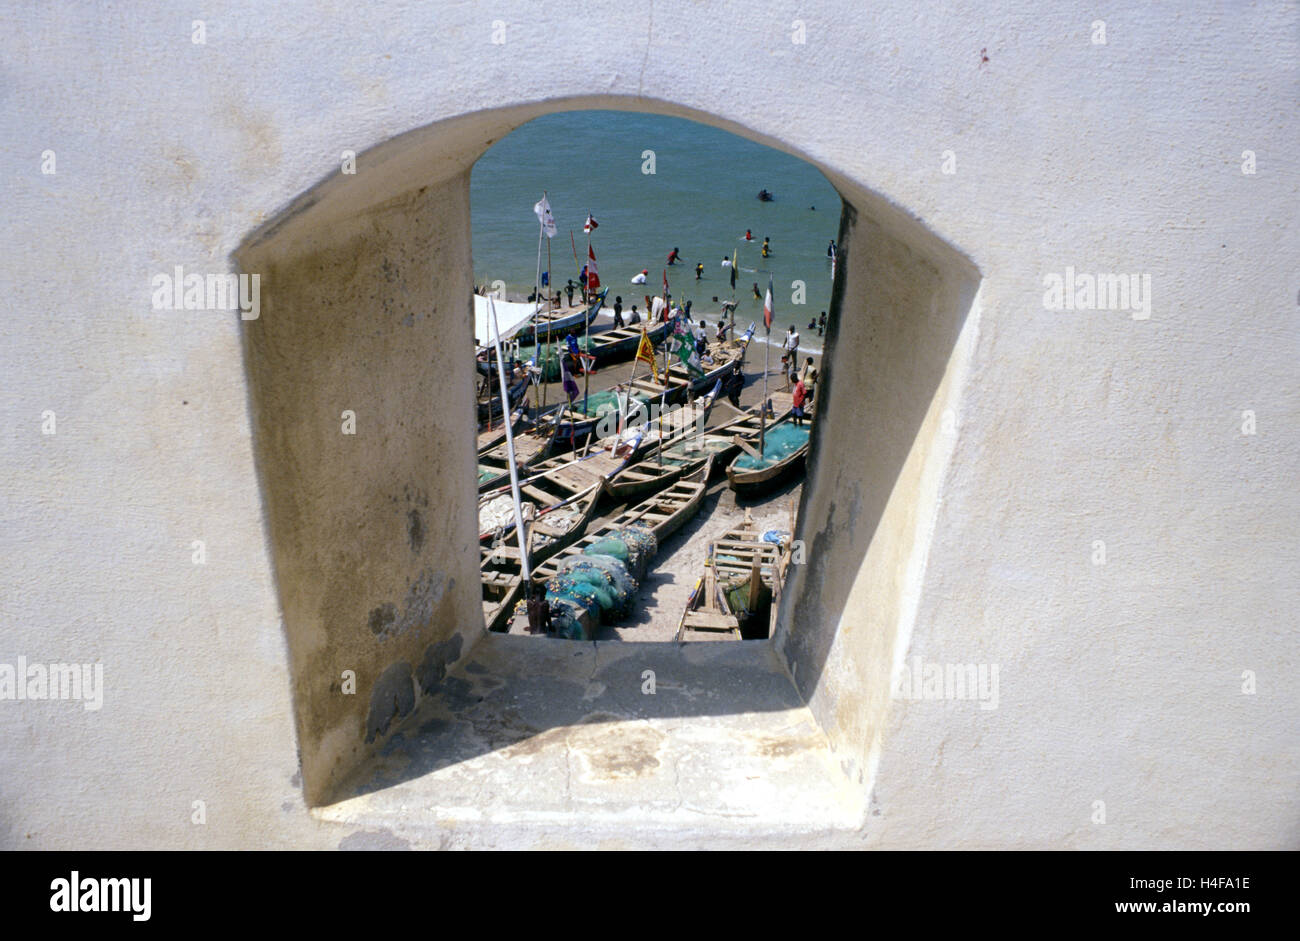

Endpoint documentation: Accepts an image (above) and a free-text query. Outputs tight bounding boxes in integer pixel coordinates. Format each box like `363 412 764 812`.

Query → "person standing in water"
817 310 826 336
695 261 704 280
666 247 681 266
752 282 762 301
827 240 836 258
761 237 770 258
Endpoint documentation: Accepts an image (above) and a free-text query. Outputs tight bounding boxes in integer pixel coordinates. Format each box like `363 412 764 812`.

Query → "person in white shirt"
782 326 800 390
631 269 648 284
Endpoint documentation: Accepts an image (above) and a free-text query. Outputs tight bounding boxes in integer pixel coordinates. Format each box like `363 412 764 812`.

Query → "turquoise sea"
470 110 841 339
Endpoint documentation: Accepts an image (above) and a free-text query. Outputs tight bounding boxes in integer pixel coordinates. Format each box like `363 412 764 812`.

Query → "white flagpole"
489 295 531 581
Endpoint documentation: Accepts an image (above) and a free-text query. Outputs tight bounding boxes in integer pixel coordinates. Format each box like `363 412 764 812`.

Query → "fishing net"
584 523 657 580
517 337 596 382
546 596 588 640
477 465 501 485
732 424 810 470
557 555 636 620
566 389 648 420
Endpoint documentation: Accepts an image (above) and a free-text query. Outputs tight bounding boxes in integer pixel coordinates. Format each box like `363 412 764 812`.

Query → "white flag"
533 196 556 238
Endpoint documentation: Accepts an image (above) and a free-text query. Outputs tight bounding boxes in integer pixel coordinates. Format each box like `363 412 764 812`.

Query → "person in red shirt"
792 377 808 426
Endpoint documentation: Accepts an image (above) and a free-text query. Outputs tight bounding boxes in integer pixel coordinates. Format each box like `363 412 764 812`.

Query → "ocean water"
470 110 841 335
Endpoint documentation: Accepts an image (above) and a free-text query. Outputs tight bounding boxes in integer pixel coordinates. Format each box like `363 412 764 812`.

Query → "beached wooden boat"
476 419 563 493
516 288 606 343
724 419 811 499
480 477 606 633
529 462 711 586
676 514 788 641
624 323 755 408
514 319 670 380
478 462 606 546
607 398 791 503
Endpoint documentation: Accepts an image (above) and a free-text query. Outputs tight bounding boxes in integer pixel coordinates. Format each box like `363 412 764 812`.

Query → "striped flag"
583 213 599 232
635 326 660 381
763 274 774 332
587 244 600 292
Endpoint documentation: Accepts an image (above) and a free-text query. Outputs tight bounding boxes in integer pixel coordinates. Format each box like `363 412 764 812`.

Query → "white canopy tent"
473 295 541 347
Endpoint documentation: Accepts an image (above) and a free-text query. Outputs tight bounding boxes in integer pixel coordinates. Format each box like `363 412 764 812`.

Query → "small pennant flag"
586 244 600 292
662 268 669 296
730 249 737 290
636 326 660 381
533 196 556 238
583 213 599 233
763 274 774 332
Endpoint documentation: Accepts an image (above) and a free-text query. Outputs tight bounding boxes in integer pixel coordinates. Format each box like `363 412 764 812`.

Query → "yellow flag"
636 326 660 381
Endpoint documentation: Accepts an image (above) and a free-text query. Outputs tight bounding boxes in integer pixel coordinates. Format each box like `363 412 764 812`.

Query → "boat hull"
725 446 809 499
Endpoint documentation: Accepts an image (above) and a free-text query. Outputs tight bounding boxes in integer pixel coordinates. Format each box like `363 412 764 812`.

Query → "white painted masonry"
1 2 1295 849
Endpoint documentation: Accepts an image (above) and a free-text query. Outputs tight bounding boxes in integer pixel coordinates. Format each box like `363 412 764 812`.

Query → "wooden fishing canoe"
480 478 606 633
677 515 789 641
529 461 711 586
476 419 563 493
724 422 811 499
606 398 785 503
625 323 755 407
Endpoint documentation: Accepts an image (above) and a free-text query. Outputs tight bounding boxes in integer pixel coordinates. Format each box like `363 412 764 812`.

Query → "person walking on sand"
613 295 624 328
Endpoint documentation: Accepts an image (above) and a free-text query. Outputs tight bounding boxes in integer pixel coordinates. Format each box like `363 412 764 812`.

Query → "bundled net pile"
544 524 658 639
733 424 810 470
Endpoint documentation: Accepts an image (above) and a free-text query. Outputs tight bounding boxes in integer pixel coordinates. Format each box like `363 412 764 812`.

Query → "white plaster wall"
1 1 1295 848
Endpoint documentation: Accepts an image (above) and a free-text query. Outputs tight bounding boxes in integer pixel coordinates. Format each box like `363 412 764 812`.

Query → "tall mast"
488 295 531 582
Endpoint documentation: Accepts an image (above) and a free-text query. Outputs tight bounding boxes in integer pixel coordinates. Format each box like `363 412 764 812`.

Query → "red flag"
763 274 774 331
587 244 600 291
662 268 669 296
583 213 599 233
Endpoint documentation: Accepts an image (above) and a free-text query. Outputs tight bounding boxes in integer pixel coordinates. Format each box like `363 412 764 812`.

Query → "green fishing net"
732 424 810 470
